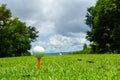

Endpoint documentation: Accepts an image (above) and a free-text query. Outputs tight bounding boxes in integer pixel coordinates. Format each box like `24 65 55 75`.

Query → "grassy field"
0 54 120 80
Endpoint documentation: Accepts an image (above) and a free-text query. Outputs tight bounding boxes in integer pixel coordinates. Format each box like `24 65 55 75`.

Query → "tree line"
0 4 39 57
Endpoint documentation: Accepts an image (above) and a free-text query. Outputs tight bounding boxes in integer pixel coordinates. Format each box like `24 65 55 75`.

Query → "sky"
0 0 97 53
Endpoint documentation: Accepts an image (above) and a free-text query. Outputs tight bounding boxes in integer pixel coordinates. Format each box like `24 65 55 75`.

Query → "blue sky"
0 0 97 53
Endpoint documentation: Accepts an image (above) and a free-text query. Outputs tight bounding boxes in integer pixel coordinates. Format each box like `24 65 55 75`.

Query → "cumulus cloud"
0 0 96 52
54 0 96 35
35 33 89 53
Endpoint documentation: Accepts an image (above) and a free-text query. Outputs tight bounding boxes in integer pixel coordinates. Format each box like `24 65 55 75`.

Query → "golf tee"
37 58 41 69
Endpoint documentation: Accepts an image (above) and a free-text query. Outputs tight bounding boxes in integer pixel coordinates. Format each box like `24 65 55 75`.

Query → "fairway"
0 54 120 80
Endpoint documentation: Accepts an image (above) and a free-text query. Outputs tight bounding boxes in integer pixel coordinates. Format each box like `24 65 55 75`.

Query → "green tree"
0 4 39 57
83 43 87 50
86 0 120 53
112 27 120 52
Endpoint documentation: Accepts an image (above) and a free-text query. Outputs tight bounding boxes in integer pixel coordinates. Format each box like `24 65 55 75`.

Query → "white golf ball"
32 46 45 58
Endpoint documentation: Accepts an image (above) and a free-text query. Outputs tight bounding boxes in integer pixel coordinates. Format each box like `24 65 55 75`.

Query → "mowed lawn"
0 54 120 80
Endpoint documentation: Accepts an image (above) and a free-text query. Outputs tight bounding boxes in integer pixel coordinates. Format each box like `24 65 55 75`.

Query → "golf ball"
32 46 45 58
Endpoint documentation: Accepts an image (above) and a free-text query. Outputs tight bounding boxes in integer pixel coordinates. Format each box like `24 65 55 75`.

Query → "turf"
0 54 120 80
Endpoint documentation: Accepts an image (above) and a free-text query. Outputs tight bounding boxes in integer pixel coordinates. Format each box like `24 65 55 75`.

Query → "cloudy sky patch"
0 0 97 53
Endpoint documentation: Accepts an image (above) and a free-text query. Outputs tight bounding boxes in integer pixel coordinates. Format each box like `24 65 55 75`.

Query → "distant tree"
83 43 87 50
0 4 39 57
85 0 120 53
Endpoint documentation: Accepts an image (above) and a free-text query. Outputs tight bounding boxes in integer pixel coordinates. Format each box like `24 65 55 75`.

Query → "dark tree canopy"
0 4 39 57
86 0 120 53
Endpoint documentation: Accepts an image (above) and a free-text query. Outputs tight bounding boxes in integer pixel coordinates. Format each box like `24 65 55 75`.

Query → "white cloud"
49 35 71 46
37 21 55 35
41 0 64 20
25 20 37 26
36 33 89 53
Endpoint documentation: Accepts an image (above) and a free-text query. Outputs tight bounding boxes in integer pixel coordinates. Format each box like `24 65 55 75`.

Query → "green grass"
0 54 120 80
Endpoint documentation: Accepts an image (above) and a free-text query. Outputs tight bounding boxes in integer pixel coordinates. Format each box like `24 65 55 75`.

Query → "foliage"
72 48 91 54
0 4 39 57
86 0 120 53
0 54 120 80
72 43 91 54
83 43 87 50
